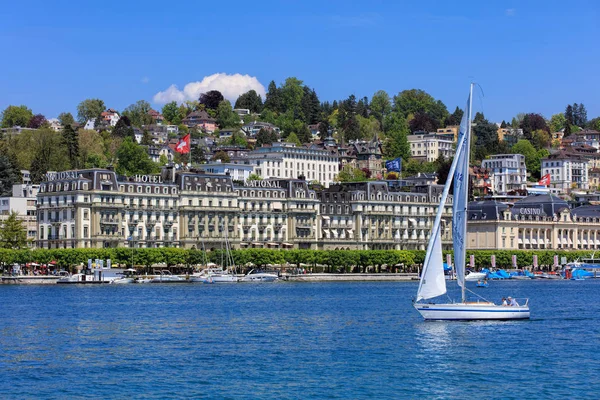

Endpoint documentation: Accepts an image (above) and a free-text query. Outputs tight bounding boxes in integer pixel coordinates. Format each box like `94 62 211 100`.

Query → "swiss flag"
538 173 551 186
175 134 191 154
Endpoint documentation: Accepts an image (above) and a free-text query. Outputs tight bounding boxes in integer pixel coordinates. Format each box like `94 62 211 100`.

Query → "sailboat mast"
462 83 474 304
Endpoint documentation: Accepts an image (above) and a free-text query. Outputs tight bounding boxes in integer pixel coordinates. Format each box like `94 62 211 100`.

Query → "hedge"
0 248 591 272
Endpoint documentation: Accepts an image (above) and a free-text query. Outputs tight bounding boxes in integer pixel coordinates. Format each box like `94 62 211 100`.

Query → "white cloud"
505 8 516 16
153 73 266 105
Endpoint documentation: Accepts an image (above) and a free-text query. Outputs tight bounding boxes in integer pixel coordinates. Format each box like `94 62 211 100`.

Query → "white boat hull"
241 274 279 282
414 302 530 320
464 272 487 281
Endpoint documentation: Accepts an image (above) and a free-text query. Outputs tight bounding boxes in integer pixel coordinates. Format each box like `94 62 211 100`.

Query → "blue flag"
385 158 402 172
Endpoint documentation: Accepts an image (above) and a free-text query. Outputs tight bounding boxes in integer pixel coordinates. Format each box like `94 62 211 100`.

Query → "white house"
202 162 255 182
541 151 589 194
481 154 527 194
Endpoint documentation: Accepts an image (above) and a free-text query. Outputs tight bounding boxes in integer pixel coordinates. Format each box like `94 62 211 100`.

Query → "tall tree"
574 103 587 127
370 90 392 130
565 105 574 125
280 77 305 121
1 105 33 128
409 112 439 133
473 121 500 161
62 124 80 168
356 96 369 118
549 113 566 133
520 113 549 139
234 90 263 113
445 106 464 126
57 112 75 127
383 112 411 161
161 101 181 125
215 100 240 128
0 155 21 196
112 116 135 139
199 90 224 110
122 100 153 127
511 139 547 179
393 89 449 127
0 211 28 249
191 145 206 164
317 120 330 141
116 137 158 175
27 129 70 183
76 98 105 124
263 80 283 113
473 112 486 124
141 129 153 145
286 132 302 146
256 128 278 147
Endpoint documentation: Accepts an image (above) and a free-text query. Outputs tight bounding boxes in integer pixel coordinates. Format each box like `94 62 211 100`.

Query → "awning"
322 216 330 220
268 242 278 246
282 242 293 247
583 239 588 245
531 238 537 244
596 239 600 245
518 238 523 244
252 242 263 246
524 238 530 244
239 242 248 246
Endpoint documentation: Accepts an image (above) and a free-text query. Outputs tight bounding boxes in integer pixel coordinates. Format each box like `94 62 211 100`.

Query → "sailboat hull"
414 303 530 321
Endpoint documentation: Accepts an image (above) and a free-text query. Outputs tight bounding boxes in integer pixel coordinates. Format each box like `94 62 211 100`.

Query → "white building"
407 133 455 162
541 151 589 194
48 118 62 131
202 162 255 182
481 154 527 194
247 142 339 187
0 183 40 246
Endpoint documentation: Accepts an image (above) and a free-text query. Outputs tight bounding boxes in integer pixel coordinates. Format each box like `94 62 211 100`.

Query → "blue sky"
1 0 598 122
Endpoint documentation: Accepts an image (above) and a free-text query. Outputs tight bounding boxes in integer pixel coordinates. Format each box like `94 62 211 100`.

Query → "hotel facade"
36 168 453 251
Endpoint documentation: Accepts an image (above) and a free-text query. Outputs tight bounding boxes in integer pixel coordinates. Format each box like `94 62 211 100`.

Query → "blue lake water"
1 280 600 399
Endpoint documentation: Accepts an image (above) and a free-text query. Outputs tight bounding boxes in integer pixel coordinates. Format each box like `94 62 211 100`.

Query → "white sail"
416 99 470 301
416 225 446 301
452 91 472 290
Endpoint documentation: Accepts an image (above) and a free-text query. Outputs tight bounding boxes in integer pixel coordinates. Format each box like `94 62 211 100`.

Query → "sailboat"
192 224 238 283
413 83 530 321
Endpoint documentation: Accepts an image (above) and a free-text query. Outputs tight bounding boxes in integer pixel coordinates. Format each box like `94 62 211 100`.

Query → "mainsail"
452 92 472 291
416 88 471 301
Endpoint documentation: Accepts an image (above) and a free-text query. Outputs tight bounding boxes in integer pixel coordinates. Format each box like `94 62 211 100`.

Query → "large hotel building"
36 167 453 251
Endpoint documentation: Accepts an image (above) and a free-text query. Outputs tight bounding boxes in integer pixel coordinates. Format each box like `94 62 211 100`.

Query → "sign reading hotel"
245 180 280 188
134 174 163 183
45 171 79 181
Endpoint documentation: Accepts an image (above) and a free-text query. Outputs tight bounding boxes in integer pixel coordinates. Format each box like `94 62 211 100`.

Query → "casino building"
36 168 452 251
467 194 600 250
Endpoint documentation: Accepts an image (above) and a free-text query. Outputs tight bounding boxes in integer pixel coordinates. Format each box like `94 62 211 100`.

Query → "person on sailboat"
508 296 519 306
502 297 508 306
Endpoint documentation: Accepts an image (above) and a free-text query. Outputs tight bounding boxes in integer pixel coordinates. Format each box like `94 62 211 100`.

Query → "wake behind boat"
413 83 530 321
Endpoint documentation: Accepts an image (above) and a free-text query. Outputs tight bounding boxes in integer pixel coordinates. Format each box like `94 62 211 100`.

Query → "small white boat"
413 83 530 321
111 269 137 284
151 270 187 283
191 268 238 283
464 271 487 281
240 269 279 282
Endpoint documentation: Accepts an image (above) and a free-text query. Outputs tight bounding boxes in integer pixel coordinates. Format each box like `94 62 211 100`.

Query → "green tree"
511 139 546 180
0 212 28 249
280 77 305 121
62 124 80 168
263 80 283 113
370 91 392 129
247 173 262 181
234 90 263 113
27 128 70 183
116 137 158 176
0 155 21 196
112 117 135 139
161 101 181 125
531 129 551 150
1 105 33 128
199 90 224 110
549 113 566 133
393 89 449 127
317 120 330 140
227 130 248 147
586 117 600 131
78 129 107 168
141 129 153 145
159 154 168 166
76 98 105 124
402 159 437 177
473 120 500 161
255 128 278 147
336 164 367 182
216 100 240 128
356 115 382 140
383 112 411 160
191 145 206 164
445 106 464 126
122 100 153 127
212 150 230 163
57 112 75 127
286 132 302 146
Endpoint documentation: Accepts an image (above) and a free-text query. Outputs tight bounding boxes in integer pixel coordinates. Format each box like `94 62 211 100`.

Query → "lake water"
1 280 599 399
